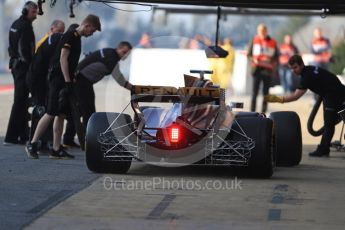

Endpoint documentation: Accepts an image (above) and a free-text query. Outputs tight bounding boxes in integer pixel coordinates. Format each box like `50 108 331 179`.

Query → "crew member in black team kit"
265 54 345 157
25 15 101 159
27 20 65 107
27 23 81 150
4 1 38 145
74 41 132 132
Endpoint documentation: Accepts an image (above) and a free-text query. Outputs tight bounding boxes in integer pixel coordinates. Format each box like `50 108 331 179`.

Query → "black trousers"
250 67 272 113
63 115 76 143
321 95 345 150
31 72 76 143
31 73 48 106
75 74 95 132
5 64 30 143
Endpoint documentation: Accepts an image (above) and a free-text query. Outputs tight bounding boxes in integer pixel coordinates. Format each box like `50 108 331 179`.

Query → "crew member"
27 20 65 106
311 27 332 69
74 41 132 131
247 23 279 113
265 55 345 157
25 15 101 159
35 20 65 52
27 23 81 149
4 1 38 145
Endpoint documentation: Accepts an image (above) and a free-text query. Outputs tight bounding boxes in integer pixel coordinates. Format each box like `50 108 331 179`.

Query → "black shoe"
309 145 330 157
62 140 80 149
25 142 39 159
49 146 75 160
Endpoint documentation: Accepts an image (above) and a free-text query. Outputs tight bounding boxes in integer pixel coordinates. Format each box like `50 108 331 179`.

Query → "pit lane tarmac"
1 75 345 230
24 149 345 230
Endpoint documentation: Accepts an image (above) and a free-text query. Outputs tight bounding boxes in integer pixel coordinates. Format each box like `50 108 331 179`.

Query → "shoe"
62 140 80 149
49 146 75 160
309 145 330 157
25 142 39 159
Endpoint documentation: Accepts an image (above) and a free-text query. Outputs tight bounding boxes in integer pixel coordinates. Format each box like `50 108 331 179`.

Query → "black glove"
32 105 46 119
65 82 73 95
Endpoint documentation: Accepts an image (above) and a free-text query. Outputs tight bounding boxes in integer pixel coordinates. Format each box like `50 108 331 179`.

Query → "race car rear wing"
130 85 226 135
131 85 225 104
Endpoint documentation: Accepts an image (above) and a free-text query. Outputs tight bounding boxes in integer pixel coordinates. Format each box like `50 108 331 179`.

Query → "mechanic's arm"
111 65 132 90
282 89 307 102
265 89 307 103
60 48 71 83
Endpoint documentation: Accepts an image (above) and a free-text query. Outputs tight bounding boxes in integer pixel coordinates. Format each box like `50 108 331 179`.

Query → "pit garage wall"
119 48 212 88
118 49 328 95
231 50 250 95
119 48 250 94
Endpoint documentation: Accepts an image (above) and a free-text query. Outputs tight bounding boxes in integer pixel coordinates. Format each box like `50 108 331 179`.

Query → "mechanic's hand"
65 82 73 94
264 95 284 103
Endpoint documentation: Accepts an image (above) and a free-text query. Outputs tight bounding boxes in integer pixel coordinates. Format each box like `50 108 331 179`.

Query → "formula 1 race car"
85 70 302 178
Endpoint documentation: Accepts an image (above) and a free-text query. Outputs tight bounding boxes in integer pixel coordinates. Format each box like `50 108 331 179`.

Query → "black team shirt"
50 29 81 80
30 33 63 77
297 66 345 97
8 15 35 64
76 48 120 83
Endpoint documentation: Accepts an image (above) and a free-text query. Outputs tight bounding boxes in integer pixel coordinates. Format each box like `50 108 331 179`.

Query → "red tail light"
170 127 179 143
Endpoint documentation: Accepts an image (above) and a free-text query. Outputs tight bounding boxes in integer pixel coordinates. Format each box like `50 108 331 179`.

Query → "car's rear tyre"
231 117 274 178
86 112 132 173
269 111 302 166
234 111 260 118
